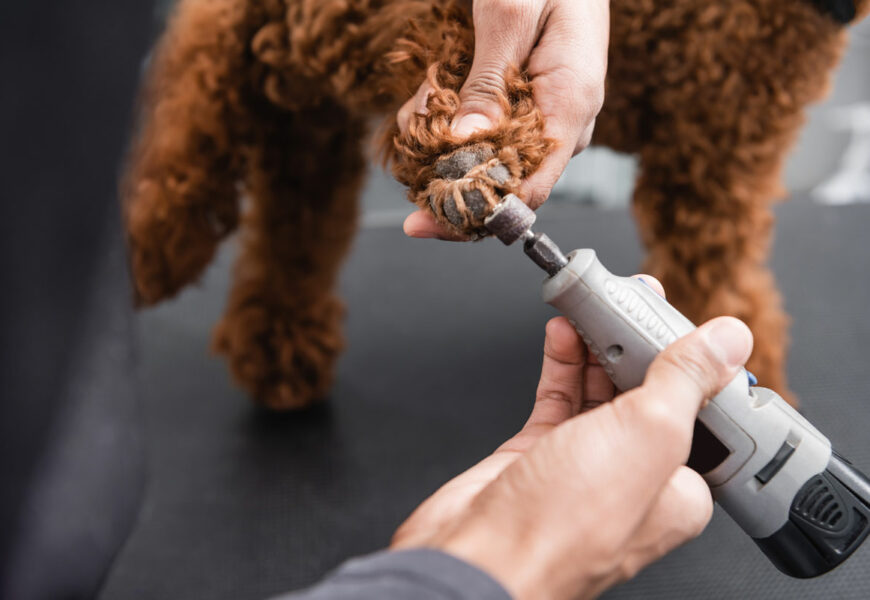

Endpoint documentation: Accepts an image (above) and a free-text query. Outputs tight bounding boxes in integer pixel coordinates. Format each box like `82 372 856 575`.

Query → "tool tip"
484 194 536 245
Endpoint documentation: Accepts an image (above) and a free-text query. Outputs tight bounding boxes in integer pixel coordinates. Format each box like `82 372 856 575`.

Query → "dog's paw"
212 296 345 410
387 68 553 238
421 143 518 237
126 180 236 305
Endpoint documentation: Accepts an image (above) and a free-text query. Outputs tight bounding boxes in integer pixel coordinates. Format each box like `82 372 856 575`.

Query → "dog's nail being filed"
434 145 494 180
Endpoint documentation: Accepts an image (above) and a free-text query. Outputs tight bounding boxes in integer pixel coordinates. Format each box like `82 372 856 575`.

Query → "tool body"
485 194 870 578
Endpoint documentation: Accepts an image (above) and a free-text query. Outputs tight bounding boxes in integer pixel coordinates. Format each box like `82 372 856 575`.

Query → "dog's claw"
434 144 495 180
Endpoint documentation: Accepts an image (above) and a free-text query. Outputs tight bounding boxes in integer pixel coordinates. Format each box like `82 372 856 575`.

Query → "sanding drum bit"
484 193 568 276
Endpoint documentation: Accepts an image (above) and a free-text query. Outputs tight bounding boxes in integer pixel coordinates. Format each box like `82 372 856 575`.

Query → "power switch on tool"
755 440 798 485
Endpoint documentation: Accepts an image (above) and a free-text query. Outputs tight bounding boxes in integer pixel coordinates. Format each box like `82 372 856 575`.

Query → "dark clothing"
275 550 511 600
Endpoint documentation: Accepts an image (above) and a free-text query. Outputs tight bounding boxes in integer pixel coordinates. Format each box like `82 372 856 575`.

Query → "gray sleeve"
272 549 512 600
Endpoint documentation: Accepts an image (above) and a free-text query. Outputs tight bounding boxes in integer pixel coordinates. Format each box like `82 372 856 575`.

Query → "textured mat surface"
100 199 870 599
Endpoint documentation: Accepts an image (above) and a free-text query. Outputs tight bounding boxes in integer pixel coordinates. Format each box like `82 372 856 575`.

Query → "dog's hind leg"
605 1 850 408
123 0 266 305
212 103 366 410
631 142 795 404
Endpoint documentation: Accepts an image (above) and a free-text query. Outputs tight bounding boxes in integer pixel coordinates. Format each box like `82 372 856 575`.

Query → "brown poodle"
123 0 870 409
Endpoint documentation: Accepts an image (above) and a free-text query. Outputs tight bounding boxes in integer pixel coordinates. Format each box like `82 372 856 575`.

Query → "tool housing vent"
793 476 846 531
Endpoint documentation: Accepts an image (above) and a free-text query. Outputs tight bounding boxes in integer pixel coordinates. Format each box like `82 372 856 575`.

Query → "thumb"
602 317 753 481
452 0 544 138
629 317 754 427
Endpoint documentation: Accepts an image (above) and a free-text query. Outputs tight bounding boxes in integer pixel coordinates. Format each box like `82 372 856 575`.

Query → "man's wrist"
432 519 574 600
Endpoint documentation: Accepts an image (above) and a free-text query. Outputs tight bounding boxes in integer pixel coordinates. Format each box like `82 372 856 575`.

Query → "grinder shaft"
484 194 568 276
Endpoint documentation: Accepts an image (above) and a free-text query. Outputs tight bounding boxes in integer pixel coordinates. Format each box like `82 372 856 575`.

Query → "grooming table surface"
100 200 870 600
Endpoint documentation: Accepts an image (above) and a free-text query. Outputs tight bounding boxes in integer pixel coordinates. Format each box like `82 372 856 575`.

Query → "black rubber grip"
754 454 870 578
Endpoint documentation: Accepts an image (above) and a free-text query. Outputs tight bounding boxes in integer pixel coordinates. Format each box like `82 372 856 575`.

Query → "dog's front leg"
212 105 367 410
631 141 795 406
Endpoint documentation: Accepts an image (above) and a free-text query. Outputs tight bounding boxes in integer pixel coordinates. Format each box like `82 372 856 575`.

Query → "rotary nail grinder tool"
484 193 870 578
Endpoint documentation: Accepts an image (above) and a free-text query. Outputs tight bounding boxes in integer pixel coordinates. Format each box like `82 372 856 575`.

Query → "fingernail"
637 277 664 298
451 113 493 138
416 89 432 114
704 319 752 367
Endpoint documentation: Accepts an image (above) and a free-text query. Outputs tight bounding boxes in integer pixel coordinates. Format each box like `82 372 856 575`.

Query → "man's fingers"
642 317 753 419
520 71 604 208
516 275 663 425
552 317 750 517
519 140 574 210
397 82 433 135
403 209 470 241
581 361 615 412
452 0 545 138
614 317 753 466
580 274 661 410
396 96 414 136
520 0 608 207
637 275 665 298
618 467 713 582
518 70 594 207
525 317 587 429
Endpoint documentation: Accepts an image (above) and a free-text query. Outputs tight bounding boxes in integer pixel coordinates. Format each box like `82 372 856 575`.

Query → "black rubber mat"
100 199 870 599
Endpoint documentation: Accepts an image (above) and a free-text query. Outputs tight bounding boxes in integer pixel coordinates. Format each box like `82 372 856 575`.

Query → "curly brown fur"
122 1 256 304
123 0 868 408
211 102 366 409
386 65 554 236
592 0 855 404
